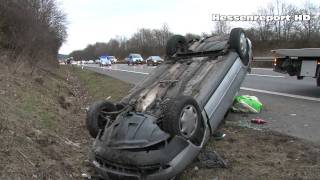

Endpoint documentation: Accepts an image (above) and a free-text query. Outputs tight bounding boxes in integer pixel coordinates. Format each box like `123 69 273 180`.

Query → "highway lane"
244 68 320 98
84 64 320 99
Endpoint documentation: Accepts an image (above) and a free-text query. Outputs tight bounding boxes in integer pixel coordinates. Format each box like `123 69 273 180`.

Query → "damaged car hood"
99 113 170 149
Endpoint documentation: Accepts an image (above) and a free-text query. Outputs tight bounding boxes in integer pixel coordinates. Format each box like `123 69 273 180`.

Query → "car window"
132 54 142 58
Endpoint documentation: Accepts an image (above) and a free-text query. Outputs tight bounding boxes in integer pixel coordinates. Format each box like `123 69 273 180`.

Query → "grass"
18 85 58 129
20 93 39 113
39 111 57 129
69 66 132 102
11 66 131 131
0 63 133 179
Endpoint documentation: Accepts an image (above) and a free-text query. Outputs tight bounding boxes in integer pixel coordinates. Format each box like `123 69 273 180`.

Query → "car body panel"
204 58 246 130
90 34 252 180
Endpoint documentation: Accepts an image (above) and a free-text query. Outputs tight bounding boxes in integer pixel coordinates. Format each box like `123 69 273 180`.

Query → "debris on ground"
231 95 263 113
195 150 228 169
181 125 320 180
212 131 226 140
251 118 267 124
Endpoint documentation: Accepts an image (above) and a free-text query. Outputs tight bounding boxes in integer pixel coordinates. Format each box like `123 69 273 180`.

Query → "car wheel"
162 96 204 144
166 35 188 58
86 100 116 138
229 28 249 65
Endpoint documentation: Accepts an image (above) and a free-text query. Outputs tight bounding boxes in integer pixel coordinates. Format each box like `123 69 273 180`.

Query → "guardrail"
253 57 273 61
252 57 273 68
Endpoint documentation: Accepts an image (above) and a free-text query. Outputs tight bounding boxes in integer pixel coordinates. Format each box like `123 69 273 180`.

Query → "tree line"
70 1 319 59
0 0 67 71
69 24 173 61
246 0 320 54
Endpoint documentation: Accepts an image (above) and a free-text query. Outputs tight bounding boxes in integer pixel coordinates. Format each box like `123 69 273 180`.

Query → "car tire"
166 35 188 58
162 96 204 144
86 100 116 138
229 28 249 65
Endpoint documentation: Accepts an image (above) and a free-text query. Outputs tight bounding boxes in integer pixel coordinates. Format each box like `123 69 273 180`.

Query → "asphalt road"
84 64 320 98
81 63 320 144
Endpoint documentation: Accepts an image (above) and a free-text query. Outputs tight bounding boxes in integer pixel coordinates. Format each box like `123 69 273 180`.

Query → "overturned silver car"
86 28 252 180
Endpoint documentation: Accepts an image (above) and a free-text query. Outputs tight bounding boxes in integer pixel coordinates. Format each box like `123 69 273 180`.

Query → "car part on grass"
86 27 252 180
212 131 226 140
231 95 263 113
196 150 228 169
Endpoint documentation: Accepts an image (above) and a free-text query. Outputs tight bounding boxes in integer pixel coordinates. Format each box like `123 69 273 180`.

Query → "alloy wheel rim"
179 105 198 138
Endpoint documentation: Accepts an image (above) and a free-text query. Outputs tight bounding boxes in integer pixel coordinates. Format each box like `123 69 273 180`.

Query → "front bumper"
149 61 162 65
90 111 204 180
91 138 201 180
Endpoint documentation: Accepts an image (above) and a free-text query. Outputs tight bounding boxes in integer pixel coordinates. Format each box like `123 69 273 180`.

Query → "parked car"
99 56 111 66
70 61 77 65
86 28 252 180
95 59 101 64
88 60 94 64
146 56 164 66
126 53 144 65
108 56 118 64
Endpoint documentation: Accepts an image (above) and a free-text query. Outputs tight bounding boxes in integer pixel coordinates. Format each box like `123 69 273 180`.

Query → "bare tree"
0 0 67 72
213 21 230 35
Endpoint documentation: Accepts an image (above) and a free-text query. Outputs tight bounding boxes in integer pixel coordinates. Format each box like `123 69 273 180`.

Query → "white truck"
272 48 320 86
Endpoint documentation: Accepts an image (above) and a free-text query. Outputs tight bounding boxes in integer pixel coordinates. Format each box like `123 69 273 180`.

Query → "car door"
203 57 248 131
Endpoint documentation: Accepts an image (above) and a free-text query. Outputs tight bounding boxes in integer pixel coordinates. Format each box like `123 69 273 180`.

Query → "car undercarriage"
86 28 252 180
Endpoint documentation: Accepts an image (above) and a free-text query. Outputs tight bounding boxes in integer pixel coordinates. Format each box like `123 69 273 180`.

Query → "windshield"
152 56 162 60
131 54 142 58
100 56 109 62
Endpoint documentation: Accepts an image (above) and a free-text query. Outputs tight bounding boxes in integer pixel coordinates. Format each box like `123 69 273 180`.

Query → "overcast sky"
58 0 316 54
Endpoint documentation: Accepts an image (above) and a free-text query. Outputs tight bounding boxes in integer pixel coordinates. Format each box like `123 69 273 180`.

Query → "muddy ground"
180 123 320 180
0 65 319 180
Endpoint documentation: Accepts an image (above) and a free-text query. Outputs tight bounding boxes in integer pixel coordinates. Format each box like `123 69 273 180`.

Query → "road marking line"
248 74 285 78
241 87 320 102
103 68 150 75
251 68 273 70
